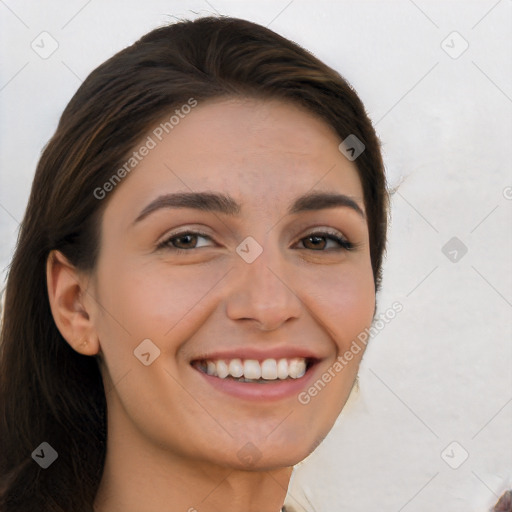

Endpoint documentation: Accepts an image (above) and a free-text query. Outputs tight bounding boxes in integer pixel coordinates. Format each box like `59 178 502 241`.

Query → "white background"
1 1 511 511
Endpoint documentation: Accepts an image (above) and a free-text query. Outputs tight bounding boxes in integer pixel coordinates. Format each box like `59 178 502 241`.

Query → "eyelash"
156 229 355 253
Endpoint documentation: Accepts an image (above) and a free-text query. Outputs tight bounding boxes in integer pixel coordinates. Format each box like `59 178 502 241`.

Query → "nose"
225 243 302 331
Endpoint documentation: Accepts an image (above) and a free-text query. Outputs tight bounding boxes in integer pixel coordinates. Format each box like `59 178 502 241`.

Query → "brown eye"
157 231 214 251
172 234 199 249
297 232 353 251
303 235 327 250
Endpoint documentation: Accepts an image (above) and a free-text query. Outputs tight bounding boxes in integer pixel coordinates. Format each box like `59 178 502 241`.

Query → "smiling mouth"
191 357 317 383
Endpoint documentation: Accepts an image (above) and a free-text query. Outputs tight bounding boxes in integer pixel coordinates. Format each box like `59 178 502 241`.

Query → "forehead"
103 97 364 221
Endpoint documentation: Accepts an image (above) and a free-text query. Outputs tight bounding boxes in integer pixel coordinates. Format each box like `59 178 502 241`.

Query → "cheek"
91 260 229 409
298 260 376 352
95 259 228 350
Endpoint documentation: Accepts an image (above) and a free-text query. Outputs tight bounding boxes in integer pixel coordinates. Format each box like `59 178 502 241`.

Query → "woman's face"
88 97 375 469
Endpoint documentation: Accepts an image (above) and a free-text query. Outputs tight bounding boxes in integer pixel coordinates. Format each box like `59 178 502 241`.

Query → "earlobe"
46 250 101 356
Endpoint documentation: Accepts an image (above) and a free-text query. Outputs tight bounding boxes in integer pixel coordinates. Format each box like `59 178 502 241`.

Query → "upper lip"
190 346 324 362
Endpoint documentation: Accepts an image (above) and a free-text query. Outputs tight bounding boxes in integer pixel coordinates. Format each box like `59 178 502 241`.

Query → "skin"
47 97 376 512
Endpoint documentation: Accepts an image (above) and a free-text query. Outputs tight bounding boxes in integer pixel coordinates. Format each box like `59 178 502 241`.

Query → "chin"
225 429 330 472
226 450 310 472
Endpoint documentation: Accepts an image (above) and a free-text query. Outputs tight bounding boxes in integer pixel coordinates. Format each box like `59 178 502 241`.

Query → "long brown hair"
0 16 388 511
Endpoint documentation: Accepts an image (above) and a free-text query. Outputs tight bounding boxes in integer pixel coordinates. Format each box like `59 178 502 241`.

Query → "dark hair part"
0 16 388 511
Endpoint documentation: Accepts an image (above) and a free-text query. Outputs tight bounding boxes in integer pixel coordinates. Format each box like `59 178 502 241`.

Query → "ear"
46 250 101 356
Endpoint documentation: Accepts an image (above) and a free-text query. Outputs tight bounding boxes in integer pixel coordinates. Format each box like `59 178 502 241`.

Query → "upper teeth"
199 358 307 380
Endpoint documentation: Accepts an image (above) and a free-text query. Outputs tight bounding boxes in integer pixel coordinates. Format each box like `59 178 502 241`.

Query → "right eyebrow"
133 192 240 225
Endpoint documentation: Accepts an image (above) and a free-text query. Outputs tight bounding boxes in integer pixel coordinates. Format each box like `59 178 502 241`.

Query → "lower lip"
193 363 319 402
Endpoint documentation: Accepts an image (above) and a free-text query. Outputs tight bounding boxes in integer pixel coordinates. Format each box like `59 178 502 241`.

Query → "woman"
0 16 388 512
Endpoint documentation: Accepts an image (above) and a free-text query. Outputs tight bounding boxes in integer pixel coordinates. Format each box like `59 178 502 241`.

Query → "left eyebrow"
288 191 365 218
132 190 365 226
